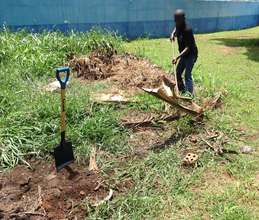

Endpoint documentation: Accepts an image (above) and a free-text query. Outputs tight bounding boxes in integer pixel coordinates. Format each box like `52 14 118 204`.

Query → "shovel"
171 41 179 97
54 67 75 172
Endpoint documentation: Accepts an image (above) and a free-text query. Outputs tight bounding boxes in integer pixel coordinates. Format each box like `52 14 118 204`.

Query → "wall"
0 0 259 38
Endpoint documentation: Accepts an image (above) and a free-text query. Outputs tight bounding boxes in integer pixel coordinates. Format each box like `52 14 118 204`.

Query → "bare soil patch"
0 161 109 220
218 45 236 55
191 168 236 194
255 173 259 187
120 109 183 155
245 132 259 142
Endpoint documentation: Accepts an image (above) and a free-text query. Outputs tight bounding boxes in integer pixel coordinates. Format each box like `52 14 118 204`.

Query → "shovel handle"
171 42 179 96
56 67 70 89
56 67 70 142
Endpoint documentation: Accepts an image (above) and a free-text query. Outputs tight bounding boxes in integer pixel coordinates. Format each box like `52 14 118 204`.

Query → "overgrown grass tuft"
0 28 125 168
0 27 123 79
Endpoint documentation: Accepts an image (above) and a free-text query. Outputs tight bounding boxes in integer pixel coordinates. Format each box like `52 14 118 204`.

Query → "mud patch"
0 161 108 220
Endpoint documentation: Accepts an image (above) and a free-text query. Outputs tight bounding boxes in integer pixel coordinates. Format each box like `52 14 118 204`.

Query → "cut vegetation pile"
70 51 209 116
70 52 170 89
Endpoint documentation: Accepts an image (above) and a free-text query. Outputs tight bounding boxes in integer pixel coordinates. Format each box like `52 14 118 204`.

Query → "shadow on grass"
211 38 259 62
151 132 185 153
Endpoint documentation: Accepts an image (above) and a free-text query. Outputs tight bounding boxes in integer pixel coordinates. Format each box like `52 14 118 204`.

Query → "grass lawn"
0 27 259 219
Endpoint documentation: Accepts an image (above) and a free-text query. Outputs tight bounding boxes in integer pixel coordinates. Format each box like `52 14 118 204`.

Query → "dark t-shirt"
176 26 198 57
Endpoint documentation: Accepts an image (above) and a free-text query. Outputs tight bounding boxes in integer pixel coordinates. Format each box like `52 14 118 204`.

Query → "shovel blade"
54 141 74 172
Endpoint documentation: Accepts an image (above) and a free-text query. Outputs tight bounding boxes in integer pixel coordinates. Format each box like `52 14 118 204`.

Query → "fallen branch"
33 185 43 211
94 181 104 191
23 212 46 216
120 116 155 128
200 136 239 156
92 189 113 207
203 93 222 110
120 113 180 129
142 76 204 116
89 147 99 172
200 136 223 155
222 149 239 155
10 212 46 218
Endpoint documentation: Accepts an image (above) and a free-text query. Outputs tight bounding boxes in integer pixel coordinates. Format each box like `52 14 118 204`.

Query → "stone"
240 145 254 154
44 80 70 92
183 153 199 166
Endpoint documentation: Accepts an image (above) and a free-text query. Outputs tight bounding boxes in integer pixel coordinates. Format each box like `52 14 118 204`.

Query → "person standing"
170 9 198 95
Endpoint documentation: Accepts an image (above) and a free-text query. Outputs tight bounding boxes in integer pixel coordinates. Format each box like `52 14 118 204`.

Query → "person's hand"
172 57 178 65
170 34 175 42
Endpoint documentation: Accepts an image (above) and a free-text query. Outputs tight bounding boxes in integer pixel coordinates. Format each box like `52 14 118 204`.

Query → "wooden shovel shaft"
60 88 66 141
56 67 70 143
171 42 179 96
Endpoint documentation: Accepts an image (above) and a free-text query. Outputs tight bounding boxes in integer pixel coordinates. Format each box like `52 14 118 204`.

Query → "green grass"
0 28 126 168
126 28 259 131
0 27 259 219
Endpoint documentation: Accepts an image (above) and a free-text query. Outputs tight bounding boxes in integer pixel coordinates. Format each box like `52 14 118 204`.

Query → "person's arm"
170 27 176 42
172 47 189 64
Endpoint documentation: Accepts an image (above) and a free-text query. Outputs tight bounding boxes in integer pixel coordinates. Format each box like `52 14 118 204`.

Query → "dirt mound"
0 161 108 220
70 53 172 88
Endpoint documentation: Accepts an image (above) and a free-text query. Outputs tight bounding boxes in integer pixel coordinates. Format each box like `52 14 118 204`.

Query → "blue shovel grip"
56 67 70 89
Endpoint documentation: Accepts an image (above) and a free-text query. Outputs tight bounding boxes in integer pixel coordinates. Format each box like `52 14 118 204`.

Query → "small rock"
80 191 85 196
44 80 70 93
44 80 60 92
18 174 31 187
190 136 198 143
240 145 254 154
66 201 72 210
183 153 199 166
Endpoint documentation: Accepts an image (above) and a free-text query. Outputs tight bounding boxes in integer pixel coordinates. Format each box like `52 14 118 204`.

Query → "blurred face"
174 16 185 29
